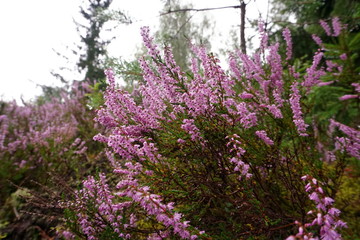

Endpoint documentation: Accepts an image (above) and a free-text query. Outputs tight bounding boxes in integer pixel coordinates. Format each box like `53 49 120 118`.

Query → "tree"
76 0 113 85
156 0 213 71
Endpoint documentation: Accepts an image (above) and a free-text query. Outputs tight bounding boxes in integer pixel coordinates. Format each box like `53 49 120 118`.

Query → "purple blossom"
181 119 203 142
255 130 274 145
303 51 326 89
258 20 268 52
227 135 252 179
339 94 358 101
312 34 323 47
339 53 347 60
282 28 292 60
332 17 342 36
320 20 332 36
329 120 360 159
239 92 253 99
352 83 360 93
289 82 308 136
288 175 347 239
317 81 334 87
140 26 160 58
266 104 283 119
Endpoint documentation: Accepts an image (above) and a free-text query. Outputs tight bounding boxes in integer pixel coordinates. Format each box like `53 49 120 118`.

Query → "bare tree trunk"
240 1 246 54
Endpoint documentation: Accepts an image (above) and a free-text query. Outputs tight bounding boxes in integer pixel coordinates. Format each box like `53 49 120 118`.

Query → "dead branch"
160 5 241 16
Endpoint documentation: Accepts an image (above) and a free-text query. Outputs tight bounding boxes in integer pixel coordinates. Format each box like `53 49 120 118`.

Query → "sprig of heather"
319 18 344 37
332 17 343 37
181 119 203 142
255 130 274 145
71 173 134 239
287 175 346 240
140 26 160 58
289 82 309 136
282 28 292 61
267 43 285 107
226 134 252 179
258 20 268 53
329 119 360 160
338 82 360 101
320 20 332 36
115 162 204 240
312 34 324 48
303 51 325 89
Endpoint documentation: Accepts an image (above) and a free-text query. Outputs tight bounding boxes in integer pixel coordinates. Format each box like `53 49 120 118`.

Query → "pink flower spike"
239 92 254 99
177 138 186 144
317 81 334 87
339 53 347 60
323 197 334 206
255 130 274 145
282 28 292 60
339 94 358 101
352 83 360 93
289 82 308 136
312 34 323 47
301 175 308 181
332 17 342 36
320 20 332 36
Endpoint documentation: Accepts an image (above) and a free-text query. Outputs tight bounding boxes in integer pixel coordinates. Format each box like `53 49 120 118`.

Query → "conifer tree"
76 0 113 84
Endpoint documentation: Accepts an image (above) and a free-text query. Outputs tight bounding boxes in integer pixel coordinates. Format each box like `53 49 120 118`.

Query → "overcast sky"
0 0 269 103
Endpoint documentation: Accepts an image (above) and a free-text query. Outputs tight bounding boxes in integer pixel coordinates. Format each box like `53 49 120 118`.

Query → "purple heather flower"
320 20 332 36
339 94 358 101
332 17 342 36
289 82 308 136
339 53 347 60
312 34 323 47
255 130 274 145
282 28 292 60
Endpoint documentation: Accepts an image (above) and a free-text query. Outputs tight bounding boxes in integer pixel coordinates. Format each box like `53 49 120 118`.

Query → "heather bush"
1 17 359 240
0 82 107 238
61 19 359 239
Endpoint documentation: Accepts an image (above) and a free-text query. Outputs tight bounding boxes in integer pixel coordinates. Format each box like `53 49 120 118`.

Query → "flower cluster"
84 22 358 239
287 175 347 240
282 28 292 61
330 119 360 160
114 161 203 239
320 17 344 37
289 82 309 136
226 134 251 179
181 119 203 142
0 82 91 168
255 130 274 145
69 173 134 239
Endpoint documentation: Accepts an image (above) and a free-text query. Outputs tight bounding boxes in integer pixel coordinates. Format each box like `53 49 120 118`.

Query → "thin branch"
160 5 241 16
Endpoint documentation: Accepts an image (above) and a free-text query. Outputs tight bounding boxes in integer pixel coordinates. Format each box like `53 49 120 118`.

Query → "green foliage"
270 0 360 59
86 80 107 109
104 57 143 93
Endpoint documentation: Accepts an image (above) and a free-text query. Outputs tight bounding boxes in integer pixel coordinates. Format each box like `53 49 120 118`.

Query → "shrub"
63 19 359 239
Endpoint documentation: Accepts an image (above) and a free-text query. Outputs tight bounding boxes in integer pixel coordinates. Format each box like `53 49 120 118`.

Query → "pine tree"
76 0 113 84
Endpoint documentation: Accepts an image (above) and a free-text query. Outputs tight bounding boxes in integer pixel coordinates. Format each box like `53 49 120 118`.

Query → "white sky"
0 0 269 103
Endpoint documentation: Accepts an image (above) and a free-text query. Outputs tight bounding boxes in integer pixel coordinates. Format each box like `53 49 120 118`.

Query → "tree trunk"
240 1 246 54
